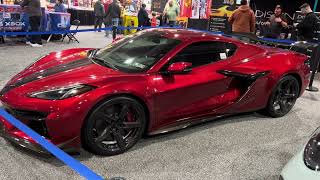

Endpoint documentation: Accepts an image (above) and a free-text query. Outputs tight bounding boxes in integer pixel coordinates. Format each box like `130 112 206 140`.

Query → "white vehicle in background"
280 127 320 180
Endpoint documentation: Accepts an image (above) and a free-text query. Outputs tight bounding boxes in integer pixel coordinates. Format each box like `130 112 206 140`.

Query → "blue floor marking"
0 108 104 180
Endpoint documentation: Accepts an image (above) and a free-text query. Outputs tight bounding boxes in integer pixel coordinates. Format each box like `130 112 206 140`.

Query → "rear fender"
216 67 273 113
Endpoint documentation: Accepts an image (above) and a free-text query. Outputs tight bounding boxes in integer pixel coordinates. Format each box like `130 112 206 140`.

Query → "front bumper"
0 116 48 153
280 150 320 180
0 88 92 152
0 114 80 154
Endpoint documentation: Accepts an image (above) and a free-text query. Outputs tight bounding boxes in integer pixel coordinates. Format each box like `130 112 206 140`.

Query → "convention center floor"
0 29 320 180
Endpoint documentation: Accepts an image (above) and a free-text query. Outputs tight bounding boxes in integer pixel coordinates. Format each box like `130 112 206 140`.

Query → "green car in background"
280 127 320 180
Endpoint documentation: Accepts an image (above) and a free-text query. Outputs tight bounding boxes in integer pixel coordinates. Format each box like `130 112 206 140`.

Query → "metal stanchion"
306 44 320 92
112 25 117 40
0 35 4 43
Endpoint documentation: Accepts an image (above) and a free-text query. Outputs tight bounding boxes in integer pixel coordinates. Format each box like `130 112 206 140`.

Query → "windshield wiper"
88 49 99 57
91 56 119 70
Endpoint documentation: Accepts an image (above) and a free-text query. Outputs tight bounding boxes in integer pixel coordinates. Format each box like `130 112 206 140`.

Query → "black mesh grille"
28 121 49 137
4 107 49 138
5 108 47 121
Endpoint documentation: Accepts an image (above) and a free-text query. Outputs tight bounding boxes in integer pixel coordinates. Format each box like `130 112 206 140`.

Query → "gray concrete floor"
0 30 320 180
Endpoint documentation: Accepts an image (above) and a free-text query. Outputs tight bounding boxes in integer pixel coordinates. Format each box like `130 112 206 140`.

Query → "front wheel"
264 75 300 118
83 96 146 156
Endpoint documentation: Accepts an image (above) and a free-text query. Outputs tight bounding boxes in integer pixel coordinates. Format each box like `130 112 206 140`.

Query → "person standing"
163 0 179 27
94 0 105 32
106 0 121 37
54 0 67 13
20 0 43 47
228 0 255 33
296 3 319 42
151 12 157 27
103 1 111 36
138 4 149 28
265 5 288 39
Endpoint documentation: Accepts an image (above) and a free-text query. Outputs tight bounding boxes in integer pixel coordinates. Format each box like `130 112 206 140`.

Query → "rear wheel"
265 75 300 118
83 96 146 156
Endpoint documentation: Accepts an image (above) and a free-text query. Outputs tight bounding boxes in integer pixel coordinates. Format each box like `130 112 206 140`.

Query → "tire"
264 75 300 118
83 96 146 156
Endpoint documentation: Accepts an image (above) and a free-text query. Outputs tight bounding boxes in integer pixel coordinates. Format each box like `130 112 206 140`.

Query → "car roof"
146 28 240 43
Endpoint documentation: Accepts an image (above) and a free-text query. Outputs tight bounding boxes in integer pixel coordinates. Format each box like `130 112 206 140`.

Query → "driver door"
152 41 239 128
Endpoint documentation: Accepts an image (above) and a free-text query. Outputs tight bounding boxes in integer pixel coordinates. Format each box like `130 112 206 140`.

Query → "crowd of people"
93 0 180 35
4 0 319 48
228 0 319 42
93 0 121 36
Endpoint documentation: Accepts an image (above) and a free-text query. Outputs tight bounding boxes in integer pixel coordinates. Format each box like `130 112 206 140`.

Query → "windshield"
93 31 181 73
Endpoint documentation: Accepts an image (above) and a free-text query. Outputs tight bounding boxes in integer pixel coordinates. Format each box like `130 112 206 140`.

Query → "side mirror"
167 62 192 74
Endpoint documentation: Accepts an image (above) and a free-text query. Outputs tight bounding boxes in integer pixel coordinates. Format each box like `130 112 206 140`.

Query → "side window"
168 41 237 68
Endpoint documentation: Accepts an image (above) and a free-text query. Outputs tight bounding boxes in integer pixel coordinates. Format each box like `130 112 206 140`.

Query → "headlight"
304 127 320 171
28 84 95 100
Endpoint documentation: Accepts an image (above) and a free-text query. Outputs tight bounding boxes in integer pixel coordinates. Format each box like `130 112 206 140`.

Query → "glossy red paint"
0 29 310 152
167 62 192 73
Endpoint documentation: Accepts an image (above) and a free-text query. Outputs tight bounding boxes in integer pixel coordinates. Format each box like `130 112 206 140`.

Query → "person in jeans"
20 0 43 47
94 0 105 32
163 0 179 27
103 1 111 36
105 0 121 37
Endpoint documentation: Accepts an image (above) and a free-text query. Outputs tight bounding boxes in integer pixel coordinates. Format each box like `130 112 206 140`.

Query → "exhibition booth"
1 0 319 31
1 1 320 180
209 0 320 41
0 4 70 32
1 0 320 43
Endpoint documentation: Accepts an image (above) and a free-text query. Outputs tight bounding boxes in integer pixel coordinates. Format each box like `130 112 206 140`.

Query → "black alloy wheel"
265 75 300 118
83 96 146 156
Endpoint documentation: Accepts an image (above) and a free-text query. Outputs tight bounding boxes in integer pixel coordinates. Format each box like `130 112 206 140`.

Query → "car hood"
0 48 124 97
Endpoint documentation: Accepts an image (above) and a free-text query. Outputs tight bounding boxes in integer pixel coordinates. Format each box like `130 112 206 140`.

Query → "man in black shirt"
266 5 288 39
296 3 319 42
138 4 149 28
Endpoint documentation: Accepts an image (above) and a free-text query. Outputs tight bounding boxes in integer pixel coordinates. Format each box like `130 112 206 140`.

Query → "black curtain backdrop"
253 0 318 16
251 0 319 37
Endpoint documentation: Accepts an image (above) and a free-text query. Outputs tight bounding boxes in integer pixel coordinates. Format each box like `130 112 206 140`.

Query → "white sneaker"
30 43 43 47
26 41 32 45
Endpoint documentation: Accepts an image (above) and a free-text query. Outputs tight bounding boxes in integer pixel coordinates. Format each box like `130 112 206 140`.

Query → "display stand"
187 18 208 30
123 15 138 35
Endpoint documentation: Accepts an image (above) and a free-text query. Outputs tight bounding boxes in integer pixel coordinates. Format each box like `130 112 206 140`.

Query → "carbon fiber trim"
0 58 92 96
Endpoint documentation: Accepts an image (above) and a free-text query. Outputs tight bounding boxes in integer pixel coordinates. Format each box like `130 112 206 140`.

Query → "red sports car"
0 29 310 156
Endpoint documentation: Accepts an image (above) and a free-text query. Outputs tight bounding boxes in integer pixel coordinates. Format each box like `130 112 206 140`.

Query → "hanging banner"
191 0 200 18
0 5 26 31
180 0 192 17
200 0 211 19
48 12 71 31
0 4 70 33
209 0 237 32
253 0 319 39
211 0 237 18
